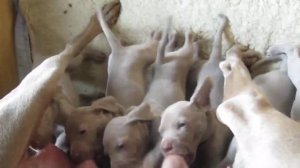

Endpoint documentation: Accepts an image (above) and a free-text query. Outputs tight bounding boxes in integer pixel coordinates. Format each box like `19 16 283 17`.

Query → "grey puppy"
158 14 231 168
103 19 199 168
267 44 300 121
193 14 228 109
63 96 124 164
97 8 162 109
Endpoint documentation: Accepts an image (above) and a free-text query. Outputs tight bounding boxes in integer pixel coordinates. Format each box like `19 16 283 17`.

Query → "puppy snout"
70 148 81 160
161 139 174 154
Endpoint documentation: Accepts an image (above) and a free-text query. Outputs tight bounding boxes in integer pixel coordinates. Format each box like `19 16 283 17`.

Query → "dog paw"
102 1 121 27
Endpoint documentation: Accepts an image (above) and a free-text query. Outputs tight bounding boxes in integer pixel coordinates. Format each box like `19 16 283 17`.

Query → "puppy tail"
209 14 228 61
96 6 121 51
156 16 172 66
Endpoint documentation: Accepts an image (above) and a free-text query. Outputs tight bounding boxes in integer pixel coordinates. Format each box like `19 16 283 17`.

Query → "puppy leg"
165 32 177 53
96 2 122 52
266 44 295 57
219 58 252 100
68 1 121 61
209 14 228 60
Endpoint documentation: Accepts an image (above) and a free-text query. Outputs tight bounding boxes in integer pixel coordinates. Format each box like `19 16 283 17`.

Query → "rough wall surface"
20 0 300 56
19 0 300 98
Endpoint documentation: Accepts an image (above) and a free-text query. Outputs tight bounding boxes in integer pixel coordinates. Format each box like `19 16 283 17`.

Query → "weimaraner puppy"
227 44 296 115
143 31 199 115
219 44 296 167
97 8 162 109
31 15 97 149
158 15 231 168
192 14 228 109
159 78 218 167
0 3 120 167
217 56 300 168
267 44 300 121
30 2 121 149
103 102 157 168
103 19 199 168
60 96 125 164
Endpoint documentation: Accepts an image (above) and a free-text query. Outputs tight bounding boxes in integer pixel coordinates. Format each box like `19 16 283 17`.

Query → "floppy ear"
126 102 156 124
91 96 125 116
190 77 212 109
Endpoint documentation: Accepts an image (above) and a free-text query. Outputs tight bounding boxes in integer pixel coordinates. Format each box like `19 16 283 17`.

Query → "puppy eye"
102 109 110 114
177 121 186 129
79 129 86 135
116 143 125 150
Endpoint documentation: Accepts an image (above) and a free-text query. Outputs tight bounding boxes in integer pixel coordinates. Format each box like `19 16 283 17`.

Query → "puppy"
30 2 121 149
103 102 156 168
217 57 300 168
103 19 199 168
267 44 300 121
158 14 231 168
227 44 296 115
192 14 228 109
64 96 124 164
143 31 199 115
219 44 296 167
97 8 162 109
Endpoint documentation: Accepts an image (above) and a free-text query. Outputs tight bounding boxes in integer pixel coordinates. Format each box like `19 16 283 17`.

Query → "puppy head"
159 78 212 164
217 58 271 130
217 88 270 134
65 96 124 164
226 44 261 68
219 58 252 101
103 102 156 167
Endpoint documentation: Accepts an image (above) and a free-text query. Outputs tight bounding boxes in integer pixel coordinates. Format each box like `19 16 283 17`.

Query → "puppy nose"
31 140 42 149
70 149 80 159
161 139 174 153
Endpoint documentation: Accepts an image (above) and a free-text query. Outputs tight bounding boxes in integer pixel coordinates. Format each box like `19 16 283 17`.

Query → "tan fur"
0 3 121 167
217 56 300 168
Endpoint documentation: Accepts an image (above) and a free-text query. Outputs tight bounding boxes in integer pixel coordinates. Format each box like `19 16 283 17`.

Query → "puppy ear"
91 96 125 116
190 77 212 109
126 102 156 124
242 50 262 67
219 60 232 77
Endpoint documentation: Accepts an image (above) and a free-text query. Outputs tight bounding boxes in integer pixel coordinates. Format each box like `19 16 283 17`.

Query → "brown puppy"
64 96 124 163
30 2 121 149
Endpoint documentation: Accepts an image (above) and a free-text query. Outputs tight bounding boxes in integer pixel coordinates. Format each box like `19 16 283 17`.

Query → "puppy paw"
101 1 121 27
165 32 177 52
